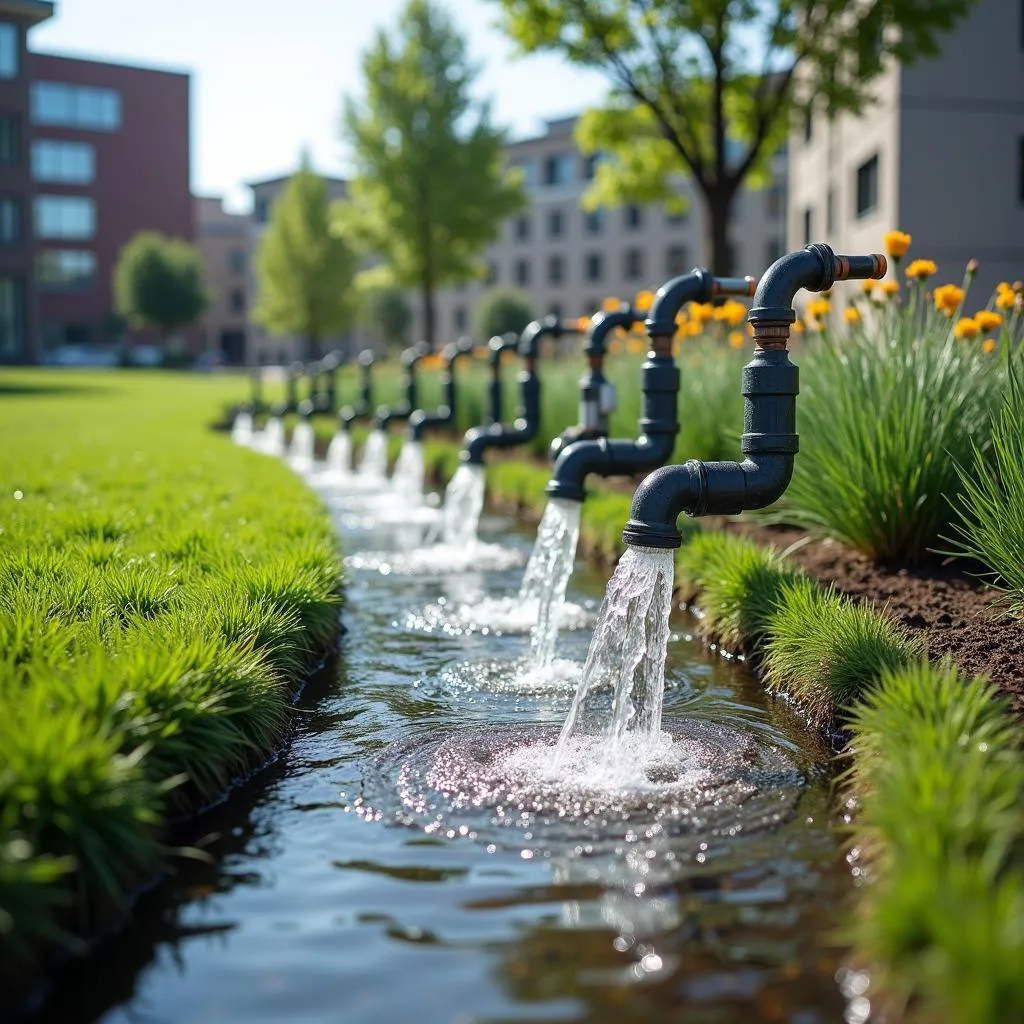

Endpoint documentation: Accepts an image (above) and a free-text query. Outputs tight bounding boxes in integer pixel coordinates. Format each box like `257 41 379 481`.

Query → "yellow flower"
879 280 900 297
722 299 748 327
633 289 655 312
791 319 804 334
675 311 687 327
685 320 704 337
807 298 831 319
688 301 715 323
626 337 646 355
473 346 490 360
861 279 875 295
934 284 965 316
905 259 938 280
996 283 1016 310
884 231 912 260
728 330 745 349
953 317 980 340
975 310 1003 333
420 353 445 371
575 315 592 334
601 296 621 312
844 307 861 325
982 338 997 355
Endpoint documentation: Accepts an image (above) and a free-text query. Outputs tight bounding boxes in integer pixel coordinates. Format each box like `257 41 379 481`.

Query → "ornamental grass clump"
0 370 341 976
781 234 1020 562
848 660 1024 1022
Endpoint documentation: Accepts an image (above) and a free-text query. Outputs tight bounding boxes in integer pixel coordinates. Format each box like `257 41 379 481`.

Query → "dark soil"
736 522 1024 716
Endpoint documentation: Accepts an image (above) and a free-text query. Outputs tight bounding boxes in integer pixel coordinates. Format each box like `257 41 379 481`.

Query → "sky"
32 0 612 212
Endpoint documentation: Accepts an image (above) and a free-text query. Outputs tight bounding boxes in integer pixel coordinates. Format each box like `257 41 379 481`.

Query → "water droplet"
13 490 23 500
639 953 663 972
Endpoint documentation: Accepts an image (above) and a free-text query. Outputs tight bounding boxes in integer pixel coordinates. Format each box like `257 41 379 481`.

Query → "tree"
474 287 535 340
254 158 359 360
113 231 207 341
359 284 413 351
340 0 526 348
492 0 976 274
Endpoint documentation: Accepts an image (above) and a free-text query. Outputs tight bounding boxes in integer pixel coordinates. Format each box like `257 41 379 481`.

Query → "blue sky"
33 0 611 211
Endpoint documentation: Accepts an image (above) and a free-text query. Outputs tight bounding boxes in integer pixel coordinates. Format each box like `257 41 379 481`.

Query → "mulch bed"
736 522 1024 716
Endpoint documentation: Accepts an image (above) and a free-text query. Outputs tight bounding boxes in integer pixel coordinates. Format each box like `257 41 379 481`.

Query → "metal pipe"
622 244 887 549
408 337 475 441
372 341 430 430
462 315 581 465
487 332 519 426
285 360 304 413
339 349 377 433
546 270 757 503
317 351 340 413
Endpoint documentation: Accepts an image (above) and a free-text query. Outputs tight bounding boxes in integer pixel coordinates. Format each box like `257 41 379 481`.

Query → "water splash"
358 429 388 479
556 547 675 767
260 416 285 457
287 420 315 473
519 498 582 672
325 430 352 476
436 463 485 547
391 441 425 504
230 410 253 446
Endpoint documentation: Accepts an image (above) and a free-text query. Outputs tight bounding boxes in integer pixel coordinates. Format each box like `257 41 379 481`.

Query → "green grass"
0 369 341 976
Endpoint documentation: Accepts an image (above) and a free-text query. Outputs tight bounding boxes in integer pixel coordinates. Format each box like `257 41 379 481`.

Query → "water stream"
36 496 855 1024
230 410 253 446
357 428 388 479
391 441 425 505
324 430 352 477
287 420 316 473
259 416 285 457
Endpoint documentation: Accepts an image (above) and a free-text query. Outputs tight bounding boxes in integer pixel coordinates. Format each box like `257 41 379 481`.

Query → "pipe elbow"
462 425 493 465
519 316 560 359
586 307 638 356
622 462 702 549
645 270 714 337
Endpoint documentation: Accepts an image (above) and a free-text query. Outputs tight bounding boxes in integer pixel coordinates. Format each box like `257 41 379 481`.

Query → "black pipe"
622 244 887 549
305 360 321 407
408 337 475 441
546 270 757 503
317 351 340 412
487 332 519 426
462 316 581 465
339 349 378 433
372 341 430 430
248 361 263 414
284 360 304 413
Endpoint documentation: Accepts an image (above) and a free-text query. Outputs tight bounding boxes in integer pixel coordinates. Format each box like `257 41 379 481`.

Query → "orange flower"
879 280 900 297
791 318 805 334
982 338 997 355
844 307 861 325
975 310 1003 333
633 289 655 312
575 315 593 334
953 317 980 340
807 298 831 319
688 301 714 323
601 296 622 312
728 330 744 349
626 337 646 355
996 283 1016 310
934 284 965 317
675 311 687 327
905 259 938 280
884 231 912 260
861 279 875 295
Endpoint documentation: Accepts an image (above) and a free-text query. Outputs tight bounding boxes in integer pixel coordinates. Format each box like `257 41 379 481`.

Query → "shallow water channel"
42 507 854 1024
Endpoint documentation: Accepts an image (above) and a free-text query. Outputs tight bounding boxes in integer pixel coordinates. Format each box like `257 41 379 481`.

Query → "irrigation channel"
42 427 860 1024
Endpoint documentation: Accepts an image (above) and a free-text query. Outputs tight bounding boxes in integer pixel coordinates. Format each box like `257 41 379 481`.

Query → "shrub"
474 287 535 341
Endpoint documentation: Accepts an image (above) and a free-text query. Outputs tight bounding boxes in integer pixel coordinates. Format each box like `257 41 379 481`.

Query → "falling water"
519 498 582 671
325 430 352 476
358 429 388 479
555 546 674 768
261 416 285 457
438 463 485 546
391 441 425 503
287 420 315 472
230 410 253 446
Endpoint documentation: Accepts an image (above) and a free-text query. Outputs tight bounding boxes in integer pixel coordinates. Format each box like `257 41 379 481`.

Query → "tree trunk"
703 187 734 277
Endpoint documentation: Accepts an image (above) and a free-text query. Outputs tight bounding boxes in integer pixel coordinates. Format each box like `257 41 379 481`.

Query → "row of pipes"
245 244 885 542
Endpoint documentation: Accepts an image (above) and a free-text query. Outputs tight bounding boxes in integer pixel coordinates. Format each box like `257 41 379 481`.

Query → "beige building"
787 0 1023 304
194 196 249 364
427 115 788 343
245 171 352 365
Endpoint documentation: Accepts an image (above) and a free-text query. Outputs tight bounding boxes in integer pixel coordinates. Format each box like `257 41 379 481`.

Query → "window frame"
34 195 97 241
0 23 19 81
31 139 96 184
36 249 97 293
855 153 879 219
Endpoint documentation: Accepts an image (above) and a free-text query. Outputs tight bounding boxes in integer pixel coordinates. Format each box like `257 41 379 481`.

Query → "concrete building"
244 171 352 365
427 115 788 345
787 0 1023 303
195 195 249 364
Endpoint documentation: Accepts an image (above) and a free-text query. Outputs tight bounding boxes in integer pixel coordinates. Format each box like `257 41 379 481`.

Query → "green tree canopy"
491 0 975 274
339 0 526 347
113 231 207 339
254 158 360 360
359 284 413 351
474 287 535 340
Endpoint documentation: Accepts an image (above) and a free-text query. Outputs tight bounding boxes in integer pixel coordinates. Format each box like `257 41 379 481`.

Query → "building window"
765 237 783 267
543 153 574 186
855 154 879 218
0 114 18 163
454 305 466 332
666 245 689 277
583 153 604 181
584 208 604 235
625 204 643 231
826 186 836 233
0 275 24 358
514 214 530 242
228 248 245 273
31 82 122 132
36 250 96 292
0 197 19 244
486 261 498 285
515 259 529 286
765 184 784 219
547 254 564 285
254 197 270 224
0 23 18 80
624 248 643 281
230 289 245 313
803 107 813 144
802 207 813 246
34 196 96 240
547 208 564 238
665 205 688 225
31 140 95 184
585 252 603 282
513 158 537 188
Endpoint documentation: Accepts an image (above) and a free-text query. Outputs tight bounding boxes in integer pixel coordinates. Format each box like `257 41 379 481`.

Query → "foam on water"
438 654 583 695
345 539 526 576
230 410 253 446
403 594 593 637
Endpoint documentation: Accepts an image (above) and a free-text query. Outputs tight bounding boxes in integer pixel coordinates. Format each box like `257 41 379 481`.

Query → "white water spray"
261 416 286 457
231 410 253 446
437 463 485 547
288 420 315 472
325 430 352 476
391 441 425 504
358 429 388 479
